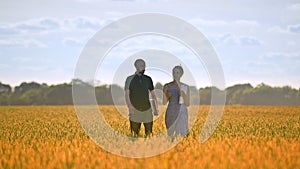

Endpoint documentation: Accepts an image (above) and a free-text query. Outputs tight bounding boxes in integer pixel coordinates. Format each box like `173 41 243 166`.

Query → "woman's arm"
181 85 190 106
163 84 171 105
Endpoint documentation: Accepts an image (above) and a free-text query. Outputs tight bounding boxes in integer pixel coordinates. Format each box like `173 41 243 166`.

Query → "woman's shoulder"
164 82 173 87
180 82 189 87
163 82 174 90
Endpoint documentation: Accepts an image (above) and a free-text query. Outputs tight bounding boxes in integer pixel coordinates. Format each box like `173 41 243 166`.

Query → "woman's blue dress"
165 86 188 136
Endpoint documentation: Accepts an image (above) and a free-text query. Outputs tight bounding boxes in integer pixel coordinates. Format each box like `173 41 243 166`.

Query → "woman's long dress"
165 85 188 136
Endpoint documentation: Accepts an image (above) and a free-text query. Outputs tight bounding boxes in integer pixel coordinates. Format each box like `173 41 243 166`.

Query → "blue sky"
0 0 299 88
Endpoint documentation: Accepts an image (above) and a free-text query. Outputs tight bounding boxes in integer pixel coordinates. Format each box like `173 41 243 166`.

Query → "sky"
0 0 300 88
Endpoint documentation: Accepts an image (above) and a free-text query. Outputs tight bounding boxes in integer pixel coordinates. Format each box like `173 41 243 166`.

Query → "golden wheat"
0 106 299 169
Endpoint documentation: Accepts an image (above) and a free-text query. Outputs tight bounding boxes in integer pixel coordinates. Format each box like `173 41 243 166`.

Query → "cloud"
39 18 60 29
189 18 262 45
0 17 106 48
267 26 287 33
282 3 300 23
239 36 262 46
0 17 104 37
0 39 47 48
261 52 300 60
11 56 33 62
287 3 300 11
217 33 262 46
267 24 300 34
190 18 260 28
189 18 227 27
259 53 300 72
76 18 101 30
0 18 60 36
134 0 169 2
0 27 19 35
75 0 102 2
15 18 60 32
61 17 103 31
0 63 10 70
111 0 135 2
62 38 86 47
257 52 300 77
233 20 260 27
288 24 300 33
218 33 239 45
244 52 300 79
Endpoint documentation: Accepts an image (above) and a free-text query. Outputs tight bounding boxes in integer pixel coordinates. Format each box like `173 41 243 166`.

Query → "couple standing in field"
125 59 190 138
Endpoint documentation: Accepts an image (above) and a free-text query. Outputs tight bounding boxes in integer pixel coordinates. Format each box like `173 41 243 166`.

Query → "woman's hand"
175 80 181 92
180 91 186 97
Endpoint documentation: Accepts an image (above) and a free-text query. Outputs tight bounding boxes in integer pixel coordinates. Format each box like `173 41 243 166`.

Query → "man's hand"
128 105 134 115
155 105 159 116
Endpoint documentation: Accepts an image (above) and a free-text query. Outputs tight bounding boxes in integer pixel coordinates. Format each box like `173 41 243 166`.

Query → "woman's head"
172 65 184 81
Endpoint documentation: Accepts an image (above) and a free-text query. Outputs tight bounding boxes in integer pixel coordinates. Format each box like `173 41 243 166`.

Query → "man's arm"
125 89 134 115
125 76 134 115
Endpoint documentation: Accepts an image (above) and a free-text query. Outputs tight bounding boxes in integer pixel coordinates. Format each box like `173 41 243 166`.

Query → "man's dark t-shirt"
125 74 154 111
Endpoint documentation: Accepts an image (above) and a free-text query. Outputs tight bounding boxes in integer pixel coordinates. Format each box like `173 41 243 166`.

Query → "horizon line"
1 80 299 90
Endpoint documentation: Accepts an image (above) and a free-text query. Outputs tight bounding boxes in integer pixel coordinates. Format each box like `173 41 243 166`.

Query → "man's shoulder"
125 74 135 89
143 74 152 80
126 74 135 80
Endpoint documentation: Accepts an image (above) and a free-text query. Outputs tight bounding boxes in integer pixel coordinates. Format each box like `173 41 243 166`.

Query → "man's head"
134 59 146 75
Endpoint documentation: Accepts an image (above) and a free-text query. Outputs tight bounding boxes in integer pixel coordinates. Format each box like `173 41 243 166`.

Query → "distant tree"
154 82 164 105
19 89 45 105
0 82 12 105
10 82 48 105
108 84 125 105
279 85 299 105
95 85 112 105
199 87 211 105
190 86 200 105
14 82 43 95
0 82 12 94
199 86 225 105
0 93 10 105
155 82 163 90
239 83 300 105
226 83 253 105
45 83 73 105
1 80 300 106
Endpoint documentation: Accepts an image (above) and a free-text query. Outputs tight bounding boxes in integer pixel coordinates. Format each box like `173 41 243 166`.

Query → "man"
125 59 158 137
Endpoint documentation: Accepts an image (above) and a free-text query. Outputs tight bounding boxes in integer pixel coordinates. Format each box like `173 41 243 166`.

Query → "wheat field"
0 106 299 169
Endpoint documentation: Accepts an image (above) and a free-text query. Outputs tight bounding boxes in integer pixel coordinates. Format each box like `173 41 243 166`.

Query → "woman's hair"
172 65 184 75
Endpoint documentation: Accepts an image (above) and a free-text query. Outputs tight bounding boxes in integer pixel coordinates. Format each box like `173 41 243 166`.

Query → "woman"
163 65 190 137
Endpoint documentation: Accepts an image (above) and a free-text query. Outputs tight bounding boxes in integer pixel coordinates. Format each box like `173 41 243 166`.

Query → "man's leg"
143 121 153 137
143 109 154 137
130 120 141 136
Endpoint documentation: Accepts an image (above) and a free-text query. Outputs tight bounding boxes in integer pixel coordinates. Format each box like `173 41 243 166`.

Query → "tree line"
0 79 299 105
